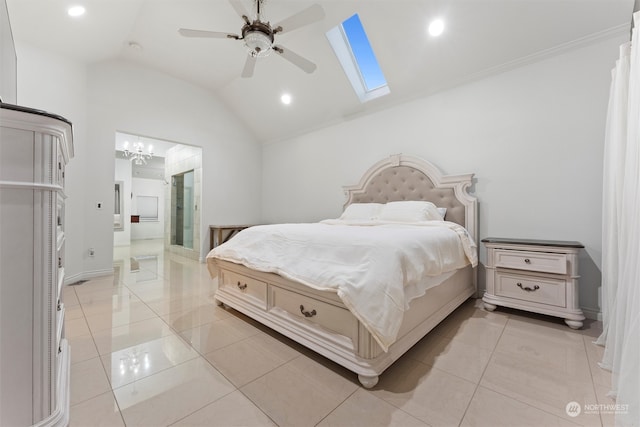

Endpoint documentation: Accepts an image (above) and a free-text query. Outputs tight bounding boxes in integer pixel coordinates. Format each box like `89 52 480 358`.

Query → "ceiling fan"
178 0 325 78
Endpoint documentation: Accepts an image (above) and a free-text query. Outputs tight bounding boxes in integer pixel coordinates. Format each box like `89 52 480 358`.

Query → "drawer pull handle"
524 259 531 264
299 305 317 318
517 283 539 292
236 281 247 291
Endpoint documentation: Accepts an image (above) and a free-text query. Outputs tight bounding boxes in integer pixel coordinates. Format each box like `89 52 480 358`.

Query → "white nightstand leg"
565 319 583 329
483 301 497 311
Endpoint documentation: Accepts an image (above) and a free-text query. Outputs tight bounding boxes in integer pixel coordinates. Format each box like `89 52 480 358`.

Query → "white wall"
261 34 628 319
0 0 16 103
15 50 261 279
131 177 165 241
115 164 167 244
85 60 261 270
14 43 88 283
113 157 132 246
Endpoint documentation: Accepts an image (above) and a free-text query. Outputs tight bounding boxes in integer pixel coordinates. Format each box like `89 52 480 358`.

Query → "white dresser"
1 103 73 426
482 237 585 329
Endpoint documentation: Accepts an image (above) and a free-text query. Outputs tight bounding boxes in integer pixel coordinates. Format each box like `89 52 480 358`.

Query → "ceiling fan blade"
228 0 251 25
241 55 257 78
274 4 325 34
178 28 240 39
273 45 317 74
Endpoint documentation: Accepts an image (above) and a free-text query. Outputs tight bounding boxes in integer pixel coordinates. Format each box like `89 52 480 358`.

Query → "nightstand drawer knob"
524 258 531 264
517 282 539 292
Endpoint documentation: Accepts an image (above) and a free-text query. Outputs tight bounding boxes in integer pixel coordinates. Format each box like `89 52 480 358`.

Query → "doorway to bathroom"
113 132 203 262
170 170 194 249
163 144 203 261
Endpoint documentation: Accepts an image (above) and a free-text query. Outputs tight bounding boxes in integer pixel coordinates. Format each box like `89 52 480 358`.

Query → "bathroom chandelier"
123 140 153 165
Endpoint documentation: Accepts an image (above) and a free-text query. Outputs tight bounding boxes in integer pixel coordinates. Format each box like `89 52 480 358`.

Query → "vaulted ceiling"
6 0 634 143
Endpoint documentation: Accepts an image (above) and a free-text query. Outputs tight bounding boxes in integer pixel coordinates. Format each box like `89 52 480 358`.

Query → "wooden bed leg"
358 375 379 389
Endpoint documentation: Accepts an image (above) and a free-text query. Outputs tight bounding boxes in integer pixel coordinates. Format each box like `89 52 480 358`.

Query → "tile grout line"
312 386 361 427
473 315 600 426
69 280 128 425
454 308 509 426
143 295 287 425
233 354 307 427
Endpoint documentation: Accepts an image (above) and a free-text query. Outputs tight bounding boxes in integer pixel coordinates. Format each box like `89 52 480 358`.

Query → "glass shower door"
171 170 194 249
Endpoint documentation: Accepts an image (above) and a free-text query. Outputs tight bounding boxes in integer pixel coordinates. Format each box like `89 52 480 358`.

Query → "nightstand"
482 237 585 329
209 225 256 250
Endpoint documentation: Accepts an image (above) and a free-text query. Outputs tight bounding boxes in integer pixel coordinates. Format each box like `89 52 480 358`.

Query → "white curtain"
597 12 640 427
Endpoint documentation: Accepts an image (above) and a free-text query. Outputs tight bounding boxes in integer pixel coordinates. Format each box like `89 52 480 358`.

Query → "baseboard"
64 268 114 286
582 306 602 321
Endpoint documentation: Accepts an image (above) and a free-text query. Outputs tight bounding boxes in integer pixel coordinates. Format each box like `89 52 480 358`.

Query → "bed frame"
211 154 477 388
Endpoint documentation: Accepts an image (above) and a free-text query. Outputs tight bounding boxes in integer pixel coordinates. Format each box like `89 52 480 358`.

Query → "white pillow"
378 201 442 222
339 203 383 220
437 207 447 220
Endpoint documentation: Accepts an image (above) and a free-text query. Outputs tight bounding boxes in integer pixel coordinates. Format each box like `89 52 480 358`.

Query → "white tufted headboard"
343 154 478 246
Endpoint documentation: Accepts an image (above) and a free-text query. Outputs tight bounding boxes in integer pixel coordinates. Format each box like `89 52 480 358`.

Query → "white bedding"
207 220 477 351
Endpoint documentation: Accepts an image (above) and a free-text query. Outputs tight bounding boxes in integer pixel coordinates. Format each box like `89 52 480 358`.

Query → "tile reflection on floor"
68 239 612 426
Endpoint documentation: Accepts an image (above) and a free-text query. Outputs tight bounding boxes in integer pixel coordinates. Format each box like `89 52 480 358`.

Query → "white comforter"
207 220 477 351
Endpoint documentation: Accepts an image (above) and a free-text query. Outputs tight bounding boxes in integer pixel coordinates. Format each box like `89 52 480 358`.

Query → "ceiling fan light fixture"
179 2 324 76
244 31 273 57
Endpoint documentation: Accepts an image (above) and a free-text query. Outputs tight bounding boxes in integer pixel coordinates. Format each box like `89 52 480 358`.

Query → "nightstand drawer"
495 271 566 307
494 250 567 274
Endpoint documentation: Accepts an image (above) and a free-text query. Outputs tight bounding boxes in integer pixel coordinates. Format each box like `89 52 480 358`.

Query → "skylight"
327 13 389 103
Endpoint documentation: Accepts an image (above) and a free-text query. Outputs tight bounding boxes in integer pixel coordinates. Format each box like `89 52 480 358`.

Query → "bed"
206 154 478 388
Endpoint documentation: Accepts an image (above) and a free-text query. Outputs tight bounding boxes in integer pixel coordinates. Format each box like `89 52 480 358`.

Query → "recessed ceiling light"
280 94 292 105
67 5 86 17
428 19 445 37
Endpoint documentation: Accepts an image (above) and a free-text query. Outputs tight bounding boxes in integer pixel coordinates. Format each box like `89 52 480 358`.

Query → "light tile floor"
66 239 615 427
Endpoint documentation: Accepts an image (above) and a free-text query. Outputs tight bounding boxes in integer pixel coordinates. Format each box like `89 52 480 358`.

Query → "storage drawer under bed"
219 270 268 309
269 285 358 341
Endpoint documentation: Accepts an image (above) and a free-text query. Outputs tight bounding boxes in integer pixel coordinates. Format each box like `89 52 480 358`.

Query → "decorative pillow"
339 203 383 220
378 201 442 222
437 207 447 220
